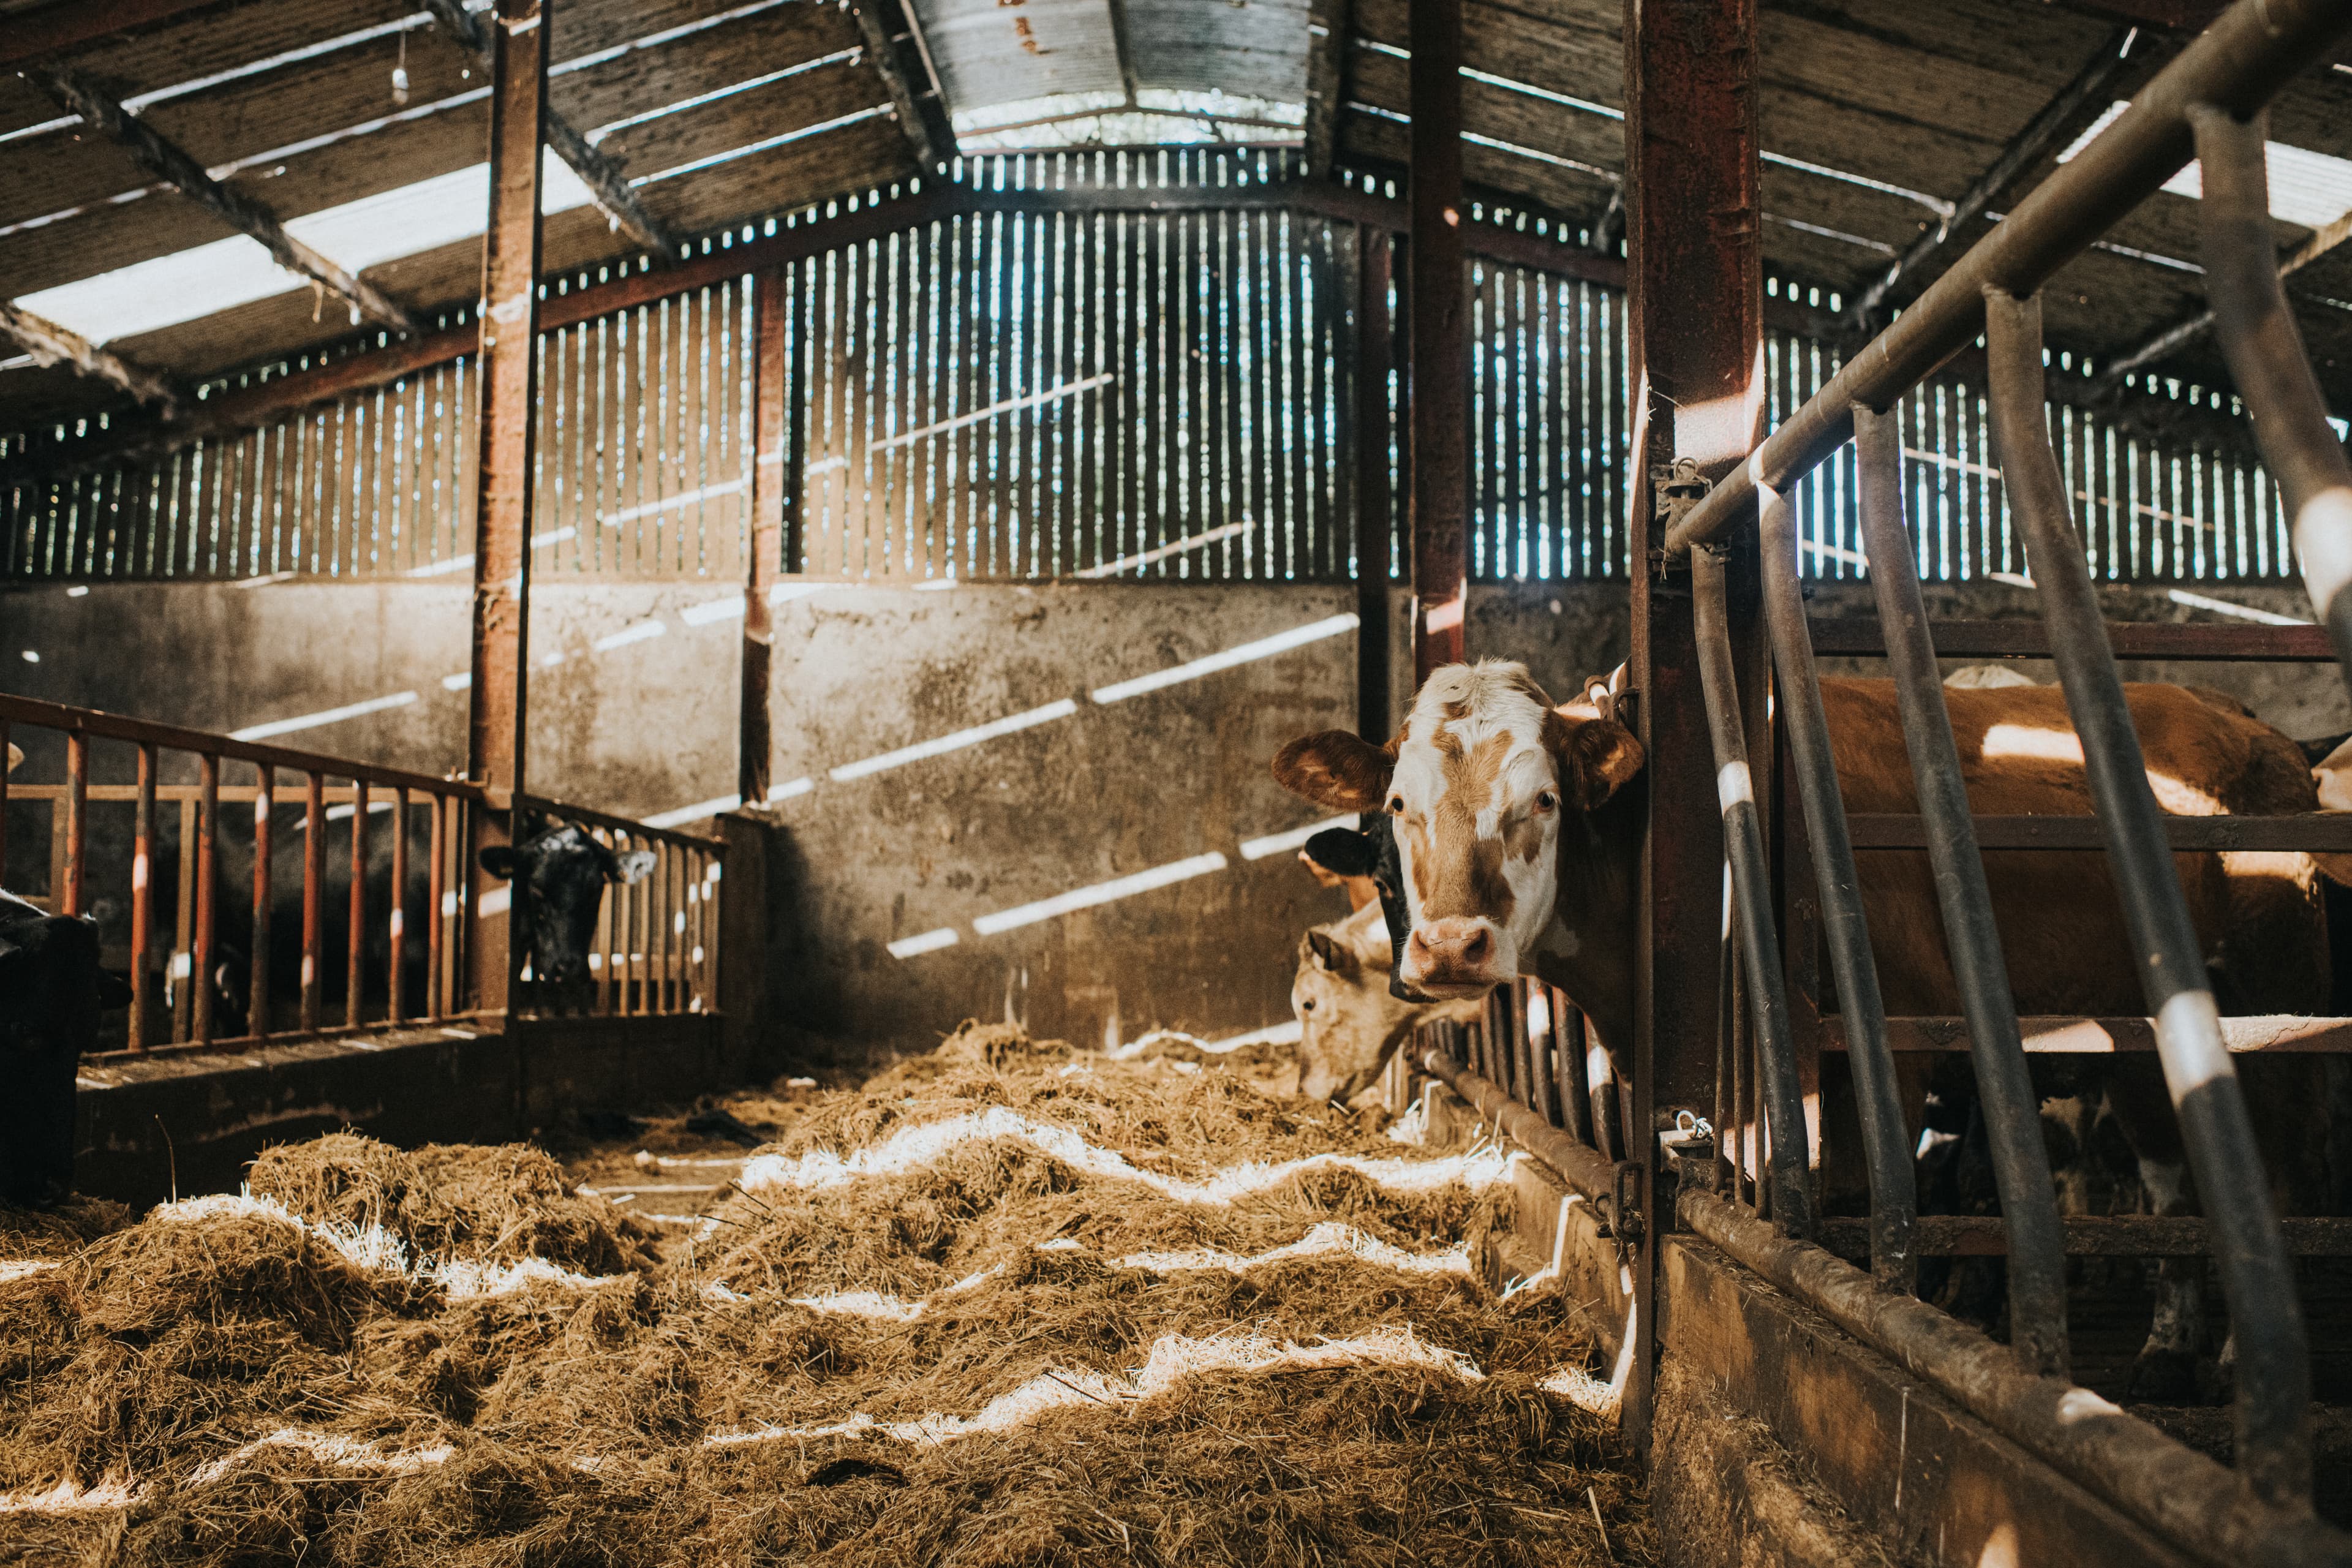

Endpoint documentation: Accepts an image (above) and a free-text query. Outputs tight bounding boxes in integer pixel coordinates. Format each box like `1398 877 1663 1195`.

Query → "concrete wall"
10 570 2343 1080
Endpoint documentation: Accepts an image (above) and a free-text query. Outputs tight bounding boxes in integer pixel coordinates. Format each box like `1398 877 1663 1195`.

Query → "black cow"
478 819 655 1006
1 889 132 1204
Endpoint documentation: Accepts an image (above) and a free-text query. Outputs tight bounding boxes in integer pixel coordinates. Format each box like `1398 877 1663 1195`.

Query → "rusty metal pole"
1354 224 1395 737
741 268 788 809
464 0 548 1016
1406 0 1466 687
1622 0 1762 1450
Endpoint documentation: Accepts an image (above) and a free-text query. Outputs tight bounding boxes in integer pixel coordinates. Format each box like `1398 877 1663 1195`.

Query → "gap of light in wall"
886 927 959 959
971 853 1229 937
1073 520 1253 579
2166 588 2309 625
1238 815 1362 862
15 155 597 345
230 690 417 742
2060 101 2352 230
828 699 1078 783
1090 614 1358 704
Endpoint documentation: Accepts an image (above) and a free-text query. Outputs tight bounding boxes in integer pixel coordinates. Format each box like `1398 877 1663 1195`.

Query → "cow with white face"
1273 660 1646 1057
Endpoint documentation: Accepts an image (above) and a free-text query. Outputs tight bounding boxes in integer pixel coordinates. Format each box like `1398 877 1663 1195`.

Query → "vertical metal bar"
426 792 447 1022
1355 226 1393 736
129 742 154 1052
464 0 549 1016
1561 1003 1594 1145
301 771 323 1033
251 765 273 1041
192 753 217 1046
1855 401 2070 1357
742 268 788 807
1529 984 1561 1128
347 778 367 1027
0 718 10 893
2193 105 2352 698
1755 489 1916 1289
388 786 409 1023
1986 286 2307 1502
172 796 195 1042
1407 0 1466 682
1691 546 1813 1237
61 730 86 916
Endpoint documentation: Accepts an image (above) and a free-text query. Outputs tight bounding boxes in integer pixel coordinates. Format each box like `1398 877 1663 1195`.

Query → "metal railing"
1654 0 2352 1532
0 693 721 1055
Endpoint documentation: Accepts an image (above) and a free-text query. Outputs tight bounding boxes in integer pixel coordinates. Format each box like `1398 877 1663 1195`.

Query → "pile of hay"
0 1022 1651 1566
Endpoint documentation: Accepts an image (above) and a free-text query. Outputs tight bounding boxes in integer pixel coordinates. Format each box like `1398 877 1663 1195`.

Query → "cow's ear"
1302 827 1379 879
98 968 134 1009
1544 710 1645 810
478 846 521 880
613 849 658 885
1306 927 1359 977
1274 731 1395 812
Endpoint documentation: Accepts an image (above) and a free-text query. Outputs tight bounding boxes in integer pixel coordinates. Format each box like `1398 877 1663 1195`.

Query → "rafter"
1303 0 1352 179
1849 26 2146 328
848 0 954 169
0 0 227 70
2095 205 2352 389
25 65 427 337
0 301 183 415
414 0 681 257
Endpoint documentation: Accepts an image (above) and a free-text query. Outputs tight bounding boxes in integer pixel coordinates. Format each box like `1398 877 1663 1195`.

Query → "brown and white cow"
1275 658 2334 1395
1290 899 1484 1106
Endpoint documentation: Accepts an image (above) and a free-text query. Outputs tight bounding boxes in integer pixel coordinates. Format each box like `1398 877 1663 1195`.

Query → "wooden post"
1407 0 1466 686
1623 0 1762 1450
741 269 791 808
465 0 549 1014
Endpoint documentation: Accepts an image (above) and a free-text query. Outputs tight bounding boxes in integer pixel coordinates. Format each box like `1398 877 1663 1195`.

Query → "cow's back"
1817 678 2328 1017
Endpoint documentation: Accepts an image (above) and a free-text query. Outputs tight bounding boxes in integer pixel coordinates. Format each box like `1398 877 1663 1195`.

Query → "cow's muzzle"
1402 917 1509 997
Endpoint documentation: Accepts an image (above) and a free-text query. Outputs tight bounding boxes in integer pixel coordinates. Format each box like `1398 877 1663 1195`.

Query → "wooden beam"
25 65 426 337
416 0 680 258
1303 0 1353 180
739 270 793 807
1624 0 1762 1452
2096 204 2352 387
849 0 952 169
0 0 229 69
464 0 550 1012
1354 224 1393 736
1407 0 1467 682
0 300 182 414
1850 26 2146 328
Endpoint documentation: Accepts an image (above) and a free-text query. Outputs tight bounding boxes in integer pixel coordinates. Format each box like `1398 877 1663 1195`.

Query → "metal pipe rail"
1852 405 2073 1377
0 693 725 1049
1987 288 2311 1504
2196 105 2352 692
1661 0 2352 560
1757 487 1917 1291
1691 546 1815 1238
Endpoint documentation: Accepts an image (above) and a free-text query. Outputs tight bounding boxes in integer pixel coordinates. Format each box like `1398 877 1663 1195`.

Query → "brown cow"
1275 659 2333 1396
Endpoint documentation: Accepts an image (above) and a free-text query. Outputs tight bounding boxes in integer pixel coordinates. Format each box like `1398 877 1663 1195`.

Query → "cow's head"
478 821 657 992
1273 660 1643 998
0 893 133 1055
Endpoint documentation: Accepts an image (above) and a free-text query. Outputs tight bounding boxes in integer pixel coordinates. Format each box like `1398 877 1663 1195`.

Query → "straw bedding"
0 1022 1649 1566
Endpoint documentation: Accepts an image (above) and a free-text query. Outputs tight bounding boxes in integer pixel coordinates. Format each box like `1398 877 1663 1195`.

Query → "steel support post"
464 0 549 1015
1986 287 2310 1506
1355 225 1395 737
1622 0 1762 1447
1406 0 1466 684
1852 404 2069 1365
741 269 791 809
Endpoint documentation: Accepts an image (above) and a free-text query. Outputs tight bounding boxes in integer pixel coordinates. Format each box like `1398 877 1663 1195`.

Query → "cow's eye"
1385 796 1404 815
1301 998 1317 1012
1534 790 1559 812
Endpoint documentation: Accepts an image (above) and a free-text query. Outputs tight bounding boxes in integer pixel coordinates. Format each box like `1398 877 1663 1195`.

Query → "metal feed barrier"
1418 0 2352 1558
0 693 723 1054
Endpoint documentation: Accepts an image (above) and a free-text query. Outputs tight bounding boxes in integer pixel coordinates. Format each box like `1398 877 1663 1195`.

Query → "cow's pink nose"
1408 919 1495 982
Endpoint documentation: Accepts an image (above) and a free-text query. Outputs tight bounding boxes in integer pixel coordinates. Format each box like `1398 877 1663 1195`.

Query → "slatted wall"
0 153 2297 588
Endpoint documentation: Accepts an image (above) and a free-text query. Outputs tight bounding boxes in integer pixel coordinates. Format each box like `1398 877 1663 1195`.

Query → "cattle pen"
8 0 2352 1561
